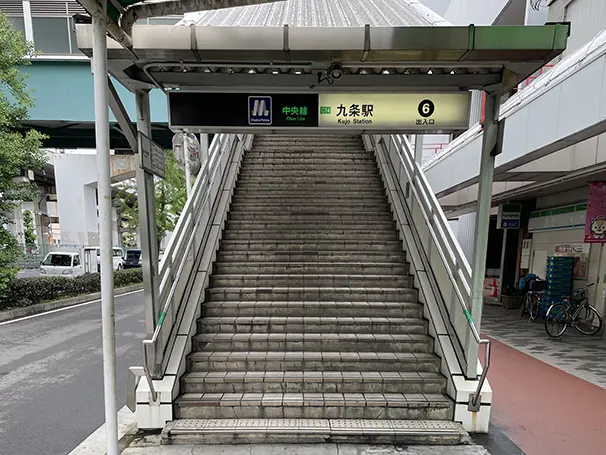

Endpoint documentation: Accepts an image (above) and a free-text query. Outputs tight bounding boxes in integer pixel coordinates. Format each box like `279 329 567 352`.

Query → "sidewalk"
122 436 493 455
482 304 606 455
482 303 606 388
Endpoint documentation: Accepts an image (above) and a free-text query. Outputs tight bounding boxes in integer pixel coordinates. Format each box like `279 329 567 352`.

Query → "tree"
22 209 36 246
0 12 47 292
116 152 186 249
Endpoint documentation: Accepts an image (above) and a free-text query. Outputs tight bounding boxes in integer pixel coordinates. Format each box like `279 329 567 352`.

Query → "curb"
0 284 144 323
68 406 138 455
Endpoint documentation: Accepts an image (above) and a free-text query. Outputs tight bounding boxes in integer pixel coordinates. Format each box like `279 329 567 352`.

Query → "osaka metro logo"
248 96 272 125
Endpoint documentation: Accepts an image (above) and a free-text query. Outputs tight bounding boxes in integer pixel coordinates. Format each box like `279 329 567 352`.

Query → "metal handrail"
141 133 243 402
372 134 490 411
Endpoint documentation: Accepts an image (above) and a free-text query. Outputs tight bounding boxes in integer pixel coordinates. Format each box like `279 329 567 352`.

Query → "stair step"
219 240 402 253
233 190 387 198
227 212 394 222
197 316 425 334
162 418 467 445
222 232 398 242
237 177 383 184
212 262 409 275
235 182 386 190
194 333 433 352
230 202 390 211
206 287 417 302
181 371 446 394
175 392 453 420
232 194 387 202
242 162 376 169
225 221 396 231
188 351 440 373
244 159 376 166
210 274 412 287
203 301 421 318
216 251 406 264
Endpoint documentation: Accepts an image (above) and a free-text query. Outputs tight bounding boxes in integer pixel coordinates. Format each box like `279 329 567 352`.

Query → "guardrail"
142 133 252 400
368 134 490 412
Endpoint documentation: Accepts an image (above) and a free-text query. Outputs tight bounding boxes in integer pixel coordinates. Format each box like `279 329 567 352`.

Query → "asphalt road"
0 290 145 455
17 268 40 278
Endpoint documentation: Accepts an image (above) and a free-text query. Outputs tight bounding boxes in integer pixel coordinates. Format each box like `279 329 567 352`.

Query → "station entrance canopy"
75 0 570 134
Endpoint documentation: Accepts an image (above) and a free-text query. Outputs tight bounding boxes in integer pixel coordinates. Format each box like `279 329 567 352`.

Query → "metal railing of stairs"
366 134 490 412
142 133 253 401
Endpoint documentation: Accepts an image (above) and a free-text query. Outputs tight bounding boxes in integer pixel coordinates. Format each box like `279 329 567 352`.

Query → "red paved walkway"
485 336 606 455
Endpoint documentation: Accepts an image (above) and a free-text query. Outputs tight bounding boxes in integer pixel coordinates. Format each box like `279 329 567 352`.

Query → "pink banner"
585 182 606 243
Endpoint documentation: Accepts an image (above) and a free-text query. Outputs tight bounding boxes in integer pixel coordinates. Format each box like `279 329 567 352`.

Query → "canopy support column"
136 91 161 348
466 88 502 379
91 9 119 455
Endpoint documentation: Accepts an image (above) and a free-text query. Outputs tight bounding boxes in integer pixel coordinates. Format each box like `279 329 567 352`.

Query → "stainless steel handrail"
372 134 490 412
140 133 243 402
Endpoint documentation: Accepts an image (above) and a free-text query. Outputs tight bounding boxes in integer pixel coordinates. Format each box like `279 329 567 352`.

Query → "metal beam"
139 72 503 92
78 0 133 48
108 78 138 151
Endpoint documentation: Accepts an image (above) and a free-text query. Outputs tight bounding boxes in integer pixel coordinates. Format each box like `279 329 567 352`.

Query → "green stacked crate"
543 256 574 313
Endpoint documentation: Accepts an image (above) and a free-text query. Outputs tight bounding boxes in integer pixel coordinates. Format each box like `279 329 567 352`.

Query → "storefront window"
8 17 25 35
32 17 70 54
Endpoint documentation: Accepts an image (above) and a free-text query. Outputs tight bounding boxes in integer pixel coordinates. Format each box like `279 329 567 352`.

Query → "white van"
40 251 84 277
82 247 125 273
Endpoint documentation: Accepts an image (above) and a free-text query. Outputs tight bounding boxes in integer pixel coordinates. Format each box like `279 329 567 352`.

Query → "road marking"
0 289 143 327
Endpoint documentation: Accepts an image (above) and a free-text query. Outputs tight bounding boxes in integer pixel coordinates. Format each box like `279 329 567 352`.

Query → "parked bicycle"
544 283 603 338
520 278 548 321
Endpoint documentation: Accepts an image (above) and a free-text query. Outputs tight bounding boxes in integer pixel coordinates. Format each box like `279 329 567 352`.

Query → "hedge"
0 268 143 311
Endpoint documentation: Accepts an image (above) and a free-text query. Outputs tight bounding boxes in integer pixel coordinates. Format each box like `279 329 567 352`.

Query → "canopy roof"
180 0 449 27
76 19 570 94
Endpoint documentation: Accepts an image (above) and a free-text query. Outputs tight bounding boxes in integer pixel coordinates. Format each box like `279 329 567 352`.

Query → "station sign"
168 92 470 132
497 203 522 230
318 93 471 130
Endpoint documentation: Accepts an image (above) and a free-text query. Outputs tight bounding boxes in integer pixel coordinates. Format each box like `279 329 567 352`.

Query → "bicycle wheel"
573 306 603 336
545 303 569 338
529 295 541 321
520 295 528 317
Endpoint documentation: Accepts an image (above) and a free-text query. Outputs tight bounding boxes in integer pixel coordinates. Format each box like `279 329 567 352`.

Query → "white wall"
435 0 512 25
453 212 477 263
535 187 588 210
524 0 548 25
420 0 452 15
53 154 100 246
549 0 606 57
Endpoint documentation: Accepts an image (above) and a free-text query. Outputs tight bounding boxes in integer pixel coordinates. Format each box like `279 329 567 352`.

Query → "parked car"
82 247 125 272
40 251 84 277
122 249 142 269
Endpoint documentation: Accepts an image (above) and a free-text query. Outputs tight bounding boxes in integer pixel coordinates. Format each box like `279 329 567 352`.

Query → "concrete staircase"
163 135 465 444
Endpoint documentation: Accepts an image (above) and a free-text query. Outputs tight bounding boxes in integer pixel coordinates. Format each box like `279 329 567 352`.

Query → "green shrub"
115 268 143 287
0 269 143 311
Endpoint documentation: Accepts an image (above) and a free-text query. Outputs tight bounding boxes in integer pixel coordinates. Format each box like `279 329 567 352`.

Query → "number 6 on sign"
418 99 435 118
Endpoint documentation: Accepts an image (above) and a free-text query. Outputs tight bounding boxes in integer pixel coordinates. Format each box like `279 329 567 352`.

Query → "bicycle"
520 279 548 321
544 283 604 338
521 290 543 320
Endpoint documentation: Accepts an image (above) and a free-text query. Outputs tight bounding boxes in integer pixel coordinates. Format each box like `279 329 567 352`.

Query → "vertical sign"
497 203 522 229
585 182 606 243
138 132 166 178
